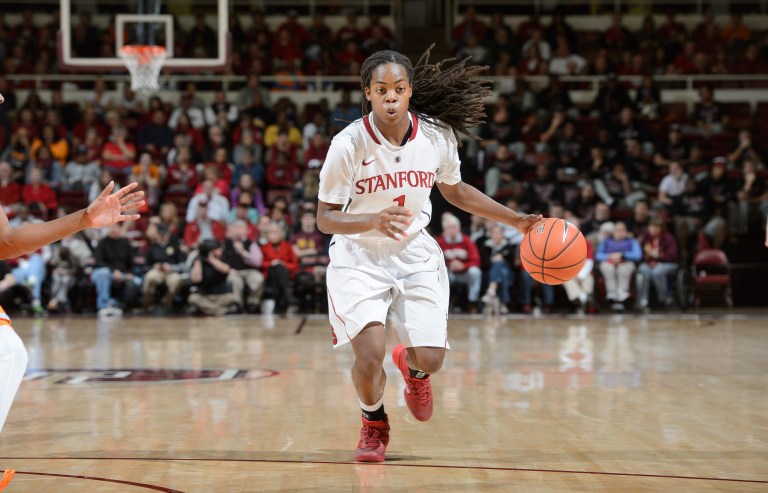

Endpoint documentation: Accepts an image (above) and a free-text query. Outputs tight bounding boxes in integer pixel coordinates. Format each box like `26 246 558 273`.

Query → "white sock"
359 394 385 412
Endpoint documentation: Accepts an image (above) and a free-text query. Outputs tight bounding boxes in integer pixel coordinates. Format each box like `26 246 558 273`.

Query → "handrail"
8 73 768 88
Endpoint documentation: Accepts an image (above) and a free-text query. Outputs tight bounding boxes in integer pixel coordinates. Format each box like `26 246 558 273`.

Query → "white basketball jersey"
319 112 461 241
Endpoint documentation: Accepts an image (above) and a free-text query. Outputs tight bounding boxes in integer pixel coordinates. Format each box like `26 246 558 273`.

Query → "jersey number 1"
393 195 405 207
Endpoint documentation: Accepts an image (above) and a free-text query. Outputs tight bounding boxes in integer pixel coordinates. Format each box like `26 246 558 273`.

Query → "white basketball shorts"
0 325 28 432
326 230 450 350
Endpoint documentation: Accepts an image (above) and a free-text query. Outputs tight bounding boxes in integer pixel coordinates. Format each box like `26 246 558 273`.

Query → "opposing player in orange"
0 89 144 489
317 47 540 462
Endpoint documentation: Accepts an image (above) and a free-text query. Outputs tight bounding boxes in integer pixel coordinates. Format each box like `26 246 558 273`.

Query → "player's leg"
637 262 653 308
142 268 162 306
390 248 450 422
163 272 184 305
616 262 636 302
227 271 246 309
349 322 391 463
91 267 113 313
326 265 392 461
350 323 387 406
0 327 28 433
599 261 618 301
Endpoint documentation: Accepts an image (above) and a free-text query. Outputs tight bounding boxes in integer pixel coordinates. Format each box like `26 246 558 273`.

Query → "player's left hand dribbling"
370 205 412 241
514 213 543 235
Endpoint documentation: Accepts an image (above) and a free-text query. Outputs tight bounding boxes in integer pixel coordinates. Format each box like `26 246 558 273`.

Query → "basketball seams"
521 254 587 271
543 272 568 284
540 218 558 261
545 230 583 262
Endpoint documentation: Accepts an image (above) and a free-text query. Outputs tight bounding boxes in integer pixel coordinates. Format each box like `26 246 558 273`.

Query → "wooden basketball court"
1 313 767 492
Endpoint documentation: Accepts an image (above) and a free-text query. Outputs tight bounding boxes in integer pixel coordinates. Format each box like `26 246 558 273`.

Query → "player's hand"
84 181 145 228
513 213 543 235
370 206 412 241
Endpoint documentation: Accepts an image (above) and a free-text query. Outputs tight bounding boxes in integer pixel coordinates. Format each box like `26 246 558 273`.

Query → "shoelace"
360 426 382 448
409 377 431 405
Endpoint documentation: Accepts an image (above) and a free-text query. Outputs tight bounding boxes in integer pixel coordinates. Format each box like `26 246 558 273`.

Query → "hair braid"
360 45 493 144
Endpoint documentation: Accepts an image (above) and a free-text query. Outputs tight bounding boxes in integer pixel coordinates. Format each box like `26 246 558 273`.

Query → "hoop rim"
119 45 167 58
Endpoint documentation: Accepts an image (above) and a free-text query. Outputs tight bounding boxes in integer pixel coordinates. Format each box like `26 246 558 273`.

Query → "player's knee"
414 349 446 374
355 351 385 377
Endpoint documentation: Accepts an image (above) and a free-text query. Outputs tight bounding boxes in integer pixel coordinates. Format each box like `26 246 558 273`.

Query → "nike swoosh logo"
362 158 376 166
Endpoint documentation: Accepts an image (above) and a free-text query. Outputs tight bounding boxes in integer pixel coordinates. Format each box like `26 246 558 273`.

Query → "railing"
7 73 768 92
452 0 768 15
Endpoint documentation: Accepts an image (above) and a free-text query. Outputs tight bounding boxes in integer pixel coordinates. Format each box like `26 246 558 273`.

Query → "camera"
197 239 220 258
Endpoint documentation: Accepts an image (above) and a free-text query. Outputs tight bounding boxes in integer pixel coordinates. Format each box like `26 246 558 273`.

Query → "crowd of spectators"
0 8 395 88
452 7 768 79
0 8 766 317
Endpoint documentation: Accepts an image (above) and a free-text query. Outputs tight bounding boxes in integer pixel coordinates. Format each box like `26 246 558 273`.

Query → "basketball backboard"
58 0 229 72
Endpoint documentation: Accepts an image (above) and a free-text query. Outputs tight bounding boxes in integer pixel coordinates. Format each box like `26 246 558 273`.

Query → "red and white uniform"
319 112 460 349
0 304 28 432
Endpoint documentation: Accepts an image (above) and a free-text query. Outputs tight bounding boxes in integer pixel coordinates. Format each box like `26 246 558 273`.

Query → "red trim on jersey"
362 114 382 145
363 112 419 145
409 111 419 141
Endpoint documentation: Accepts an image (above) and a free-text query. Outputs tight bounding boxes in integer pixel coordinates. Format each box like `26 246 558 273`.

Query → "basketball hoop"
119 45 166 93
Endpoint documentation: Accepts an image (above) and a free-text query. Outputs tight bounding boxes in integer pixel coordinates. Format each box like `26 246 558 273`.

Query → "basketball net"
119 45 166 94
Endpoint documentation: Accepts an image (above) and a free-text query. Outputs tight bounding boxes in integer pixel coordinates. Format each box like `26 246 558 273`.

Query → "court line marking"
4 457 766 485
294 316 308 334
15 471 186 492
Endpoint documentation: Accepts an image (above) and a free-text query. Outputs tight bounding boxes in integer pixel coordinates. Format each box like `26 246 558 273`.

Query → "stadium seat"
691 249 733 308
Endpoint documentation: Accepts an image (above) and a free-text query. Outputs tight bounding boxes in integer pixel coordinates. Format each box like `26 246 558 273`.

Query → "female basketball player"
317 48 541 462
0 90 144 485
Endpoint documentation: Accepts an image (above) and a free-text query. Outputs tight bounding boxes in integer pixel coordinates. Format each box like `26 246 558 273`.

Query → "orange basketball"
520 218 587 285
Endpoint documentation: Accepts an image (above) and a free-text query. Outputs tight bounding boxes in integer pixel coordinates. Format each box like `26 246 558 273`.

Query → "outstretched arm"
0 181 144 260
437 181 541 235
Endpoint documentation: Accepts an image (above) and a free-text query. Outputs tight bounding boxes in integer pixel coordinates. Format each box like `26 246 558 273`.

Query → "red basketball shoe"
392 344 433 421
355 416 390 462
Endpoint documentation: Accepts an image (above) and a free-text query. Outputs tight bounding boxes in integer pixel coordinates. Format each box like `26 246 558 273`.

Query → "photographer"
142 223 188 312
187 239 238 316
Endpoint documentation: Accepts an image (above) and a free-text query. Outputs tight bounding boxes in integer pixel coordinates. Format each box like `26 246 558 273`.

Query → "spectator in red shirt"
183 199 227 248
82 127 104 164
734 43 768 74
275 9 308 48
337 40 365 68
672 41 697 74
266 131 300 190
638 218 679 310
452 6 487 48
271 29 303 69
12 108 38 139
658 11 686 42
361 13 394 44
516 12 542 44
261 222 299 313
22 166 58 215
336 11 362 47
437 213 482 309
101 126 136 178
195 164 230 197
602 13 635 51
72 106 108 146
207 147 234 185
0 161 21 213
166 146 199 193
